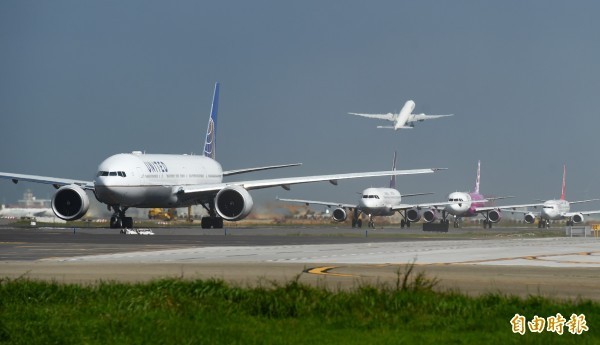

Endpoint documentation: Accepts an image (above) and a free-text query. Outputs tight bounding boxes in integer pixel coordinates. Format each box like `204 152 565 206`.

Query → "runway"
1 225 599 300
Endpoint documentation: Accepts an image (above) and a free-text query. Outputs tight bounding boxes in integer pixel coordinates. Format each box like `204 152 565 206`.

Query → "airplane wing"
408 114 454 122
180 168 444 196
390 201 458 211
223 163 302 176
277 197 356 209
569 198 600 205
0 172 94 190
348 112 394 121
565 210 600 217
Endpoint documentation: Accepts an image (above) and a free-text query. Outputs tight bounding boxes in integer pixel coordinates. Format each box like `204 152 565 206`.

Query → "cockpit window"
98 171 126 177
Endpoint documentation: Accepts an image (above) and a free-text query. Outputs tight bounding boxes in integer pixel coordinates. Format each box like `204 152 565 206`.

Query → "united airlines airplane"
0 83 444 229
278 152 453 228
349 100 453 130
500 165 600 228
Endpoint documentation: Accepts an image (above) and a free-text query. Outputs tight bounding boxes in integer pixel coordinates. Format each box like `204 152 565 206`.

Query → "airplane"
411 160 520 229
500 165 600 228
348 100 453 130
0 83 445 229
278 152 454 228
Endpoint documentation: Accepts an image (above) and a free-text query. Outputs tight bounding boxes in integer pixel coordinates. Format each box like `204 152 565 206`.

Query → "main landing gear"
538 219 550 228
200 201 224 229
109 205 133 229
398 210 411 228
351 209 363 228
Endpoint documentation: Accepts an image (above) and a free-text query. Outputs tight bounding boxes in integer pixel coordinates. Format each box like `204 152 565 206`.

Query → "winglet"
560 164 566 200
389 151 397 189
203 82 220 159
473 160 481 194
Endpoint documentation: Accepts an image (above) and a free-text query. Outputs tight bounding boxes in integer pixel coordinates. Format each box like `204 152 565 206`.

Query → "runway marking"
305 266 357 278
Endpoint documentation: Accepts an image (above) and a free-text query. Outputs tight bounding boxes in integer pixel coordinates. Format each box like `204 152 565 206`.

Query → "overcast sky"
2 1 600 209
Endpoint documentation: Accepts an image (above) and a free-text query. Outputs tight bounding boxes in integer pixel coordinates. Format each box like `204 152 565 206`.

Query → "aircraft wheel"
123 217 133 228
407 221 411 228
201 217 212 229
357 219 362 228
110 216 122 229
400 219 405 228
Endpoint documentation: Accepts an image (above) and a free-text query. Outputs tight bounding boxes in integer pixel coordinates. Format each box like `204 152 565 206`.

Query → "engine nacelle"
215 185 254 221
572 213 585 224
488 209 502 223
51 184 90 221
422 209 439 223
332 208 347 222
524 213 536 224
406 208 421 222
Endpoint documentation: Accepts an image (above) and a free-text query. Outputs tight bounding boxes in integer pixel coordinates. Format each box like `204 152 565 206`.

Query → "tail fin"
560 164 566 200
389 151 397 189
473 160 481 194
203 82 220 159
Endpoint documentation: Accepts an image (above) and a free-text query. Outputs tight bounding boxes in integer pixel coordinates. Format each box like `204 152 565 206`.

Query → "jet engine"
422 209 439 223
524 213 536 224
215 185 254 221
572 213 584 224
406 208 421 222
487 209 502 223
51 184 90 221
332 208 347 222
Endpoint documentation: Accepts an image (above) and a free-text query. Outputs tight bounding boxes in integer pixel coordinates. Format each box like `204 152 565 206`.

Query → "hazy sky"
2 1 600 209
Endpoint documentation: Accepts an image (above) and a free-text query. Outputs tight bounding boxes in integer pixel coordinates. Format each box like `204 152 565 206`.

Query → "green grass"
1 271 597 345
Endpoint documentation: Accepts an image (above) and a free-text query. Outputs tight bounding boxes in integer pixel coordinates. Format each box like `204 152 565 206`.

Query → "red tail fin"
560 164 566 200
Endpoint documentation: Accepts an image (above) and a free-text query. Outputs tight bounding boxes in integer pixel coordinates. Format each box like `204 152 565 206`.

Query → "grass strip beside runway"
0 275 598 344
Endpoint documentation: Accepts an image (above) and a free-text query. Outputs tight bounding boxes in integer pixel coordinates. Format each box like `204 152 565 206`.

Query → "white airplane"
278 152 453 228
413 161 521 229
0 83 444 229
500 165 600 228
349 100 453 130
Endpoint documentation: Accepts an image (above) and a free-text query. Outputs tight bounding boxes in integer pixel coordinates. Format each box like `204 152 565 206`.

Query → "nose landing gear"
109 205 132 228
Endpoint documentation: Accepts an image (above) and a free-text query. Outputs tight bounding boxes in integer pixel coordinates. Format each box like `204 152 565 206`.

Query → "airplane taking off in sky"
348 100 453 130
500 165 600 228
278 152 453 228
0 83 444 229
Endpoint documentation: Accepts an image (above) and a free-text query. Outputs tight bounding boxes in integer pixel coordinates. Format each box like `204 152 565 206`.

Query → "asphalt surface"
1 224 599 301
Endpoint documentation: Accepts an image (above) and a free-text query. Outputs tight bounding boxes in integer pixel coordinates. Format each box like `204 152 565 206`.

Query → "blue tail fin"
389 151 397 189
203 82 219 159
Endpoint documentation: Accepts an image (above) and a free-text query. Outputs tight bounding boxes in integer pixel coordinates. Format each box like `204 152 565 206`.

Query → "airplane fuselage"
358 187 401 216
94 152 223 208
444 191 486 217
394 100 416 130
540 199 570 220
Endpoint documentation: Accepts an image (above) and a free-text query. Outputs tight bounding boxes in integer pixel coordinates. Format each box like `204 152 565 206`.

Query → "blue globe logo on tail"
203 83 219 159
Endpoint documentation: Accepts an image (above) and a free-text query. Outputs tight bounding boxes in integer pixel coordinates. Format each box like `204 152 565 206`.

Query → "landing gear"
483 219 491 229
400 219 411 228
351 209 362 228
109 206 132 229
566 220 574 226
367 214 375 228
200 201 224 229
538 219 550 228
453 219 460 228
